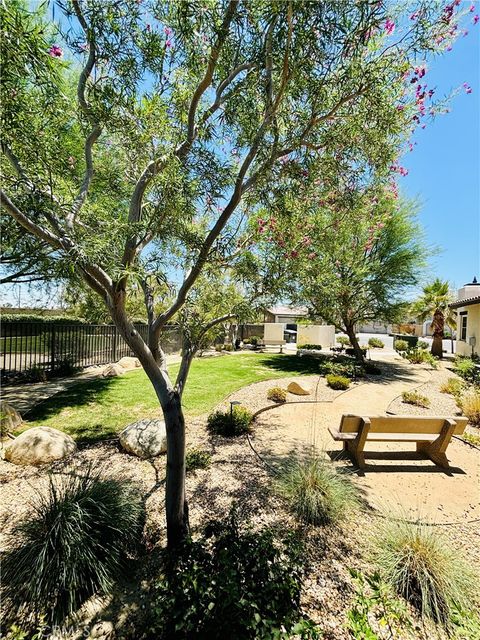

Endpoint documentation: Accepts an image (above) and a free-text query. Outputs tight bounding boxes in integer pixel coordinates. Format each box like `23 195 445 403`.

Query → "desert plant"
462 432 480 447
453 357 480 384
326 374 350 390
395 339 409 352
276 454 359 526
401 390 430 408
373 519 477 628
458 389 480 426
207 406 253 437
150 507 318 639
417 340 429 350
368 337 385 349
185 448 212 472
1 469 144 627
440 377 464 397
322 360 357 378
336 336 351 347
403 348 439 369
267 387 287 403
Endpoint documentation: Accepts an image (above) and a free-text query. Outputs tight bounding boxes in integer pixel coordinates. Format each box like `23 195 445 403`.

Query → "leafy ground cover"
21 353 321 442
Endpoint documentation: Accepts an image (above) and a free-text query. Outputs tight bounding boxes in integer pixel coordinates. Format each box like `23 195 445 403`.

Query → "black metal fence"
0 322 182 383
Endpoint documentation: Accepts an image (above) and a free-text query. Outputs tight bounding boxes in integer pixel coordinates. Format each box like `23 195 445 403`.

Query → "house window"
460 315 467 341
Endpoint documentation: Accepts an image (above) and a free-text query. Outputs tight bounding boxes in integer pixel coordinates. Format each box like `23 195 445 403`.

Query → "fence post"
112 326 118 363
50 324 56 372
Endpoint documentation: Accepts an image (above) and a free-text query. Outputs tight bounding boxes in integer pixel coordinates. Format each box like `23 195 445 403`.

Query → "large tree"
0 0 470 546
412 278 455 358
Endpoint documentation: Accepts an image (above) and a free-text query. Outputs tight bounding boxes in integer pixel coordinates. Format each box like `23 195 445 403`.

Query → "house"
263 305 308 324
450 277 480 357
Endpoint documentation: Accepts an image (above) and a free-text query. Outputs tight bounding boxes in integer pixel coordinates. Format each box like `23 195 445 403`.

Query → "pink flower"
146 23 151 32
48 45 63 58
469 4 475 12
165 39 172 48
463 82 473 94
473 14 479 24
384 19 395 35
410 11 419 20
396 105 405 111
164 26 172 35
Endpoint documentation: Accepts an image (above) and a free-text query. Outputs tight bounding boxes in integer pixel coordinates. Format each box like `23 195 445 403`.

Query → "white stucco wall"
455 303 480 357
297 324 335 348
263 323 285 343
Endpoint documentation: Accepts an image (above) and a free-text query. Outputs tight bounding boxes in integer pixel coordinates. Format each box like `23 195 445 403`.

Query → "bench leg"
416 419 456 469
345 418 370 470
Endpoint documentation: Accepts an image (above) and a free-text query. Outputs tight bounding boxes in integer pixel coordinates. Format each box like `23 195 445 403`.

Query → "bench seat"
329 414 468 469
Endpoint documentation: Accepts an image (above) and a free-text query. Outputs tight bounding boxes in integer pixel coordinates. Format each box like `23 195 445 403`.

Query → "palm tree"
412 279 455 358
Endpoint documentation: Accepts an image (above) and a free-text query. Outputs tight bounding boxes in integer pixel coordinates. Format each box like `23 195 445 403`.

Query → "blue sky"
400 25 479 292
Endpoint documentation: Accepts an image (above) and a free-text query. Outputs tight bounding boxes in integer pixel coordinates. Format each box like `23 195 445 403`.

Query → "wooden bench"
329 414 468 469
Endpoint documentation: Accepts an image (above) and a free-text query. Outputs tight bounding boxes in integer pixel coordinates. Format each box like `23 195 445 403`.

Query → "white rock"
4 426 76 466
0 401 22 434
117 356 141 370
102 363 125 377
119 419 167 458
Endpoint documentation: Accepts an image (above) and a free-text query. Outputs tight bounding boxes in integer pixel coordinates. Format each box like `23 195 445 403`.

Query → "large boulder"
102 363 125 378
117 356 141 370
4 427 76 466
287 381 311 396
119 419 167 459
0 401 22 435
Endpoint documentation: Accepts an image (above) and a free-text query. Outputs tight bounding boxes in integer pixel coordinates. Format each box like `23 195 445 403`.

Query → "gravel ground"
1 366 478 639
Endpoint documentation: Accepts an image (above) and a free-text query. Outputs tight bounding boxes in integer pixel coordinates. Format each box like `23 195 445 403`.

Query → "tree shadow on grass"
258 354 323 375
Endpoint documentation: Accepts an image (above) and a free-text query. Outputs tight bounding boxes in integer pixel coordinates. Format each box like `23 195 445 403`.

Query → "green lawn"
23 352 320 442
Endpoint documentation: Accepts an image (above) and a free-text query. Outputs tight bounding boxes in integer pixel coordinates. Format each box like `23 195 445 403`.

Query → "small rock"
4 426 76 466
0 401 22 434
287 381 311 396
102 363 125 378
117 356 141 370
119 418 167 458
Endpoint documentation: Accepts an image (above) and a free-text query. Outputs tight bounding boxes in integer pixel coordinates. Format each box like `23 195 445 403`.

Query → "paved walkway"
252 361 479 521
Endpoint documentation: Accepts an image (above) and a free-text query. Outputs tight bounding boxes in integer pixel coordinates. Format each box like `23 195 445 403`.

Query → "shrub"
395 339 409 352
214 344 224 352
336 336 351 347
185 447 212 472
417 340 429 350
368 337 385 349
276 455 359 526
267 386 287 403
463 432 480 447
439 377 464 396
207 406 253 437
403 348 439 369
322 360 356 378
249 335 262 346
373 519 477 628
453 357 480 384
2 469 144 627
326 374 350 390
298 343 322 351
223 344 233 351
458 389 480 426
23 364 47 383
402 390 430 408
150 508 318 639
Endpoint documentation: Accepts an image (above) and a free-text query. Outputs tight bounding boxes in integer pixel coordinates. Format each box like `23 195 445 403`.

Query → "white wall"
297 324 335 348
263 323 285 343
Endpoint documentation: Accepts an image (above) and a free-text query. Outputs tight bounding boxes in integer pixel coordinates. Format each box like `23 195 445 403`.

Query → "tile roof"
449 295 480 309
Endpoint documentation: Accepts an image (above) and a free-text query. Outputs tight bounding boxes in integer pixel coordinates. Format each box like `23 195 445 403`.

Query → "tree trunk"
431 310 444 359
345 324 364 362
110 299 189 548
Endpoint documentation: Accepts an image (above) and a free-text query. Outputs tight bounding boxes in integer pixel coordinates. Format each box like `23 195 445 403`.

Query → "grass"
439 377 464 396
276 454 359 526
373 519 478 628
458 389 480 426
21 352 322 442
401 390 430 408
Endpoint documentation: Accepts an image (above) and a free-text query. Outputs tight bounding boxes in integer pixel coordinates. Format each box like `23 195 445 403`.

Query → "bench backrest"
339 414 468 436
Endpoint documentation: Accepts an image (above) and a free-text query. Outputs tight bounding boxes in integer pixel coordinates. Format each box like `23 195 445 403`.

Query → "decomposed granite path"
251 363 480 522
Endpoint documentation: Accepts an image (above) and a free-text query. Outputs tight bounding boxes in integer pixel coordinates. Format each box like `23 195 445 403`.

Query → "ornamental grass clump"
395 339 409 352
267 386 287 403
402 390 430 408
373 519 478 628
458 389 480 426
439 377 464 397
2 468 144 627
276 455 359 526
185 447 212 472
207 406 253 437
368 337 385 349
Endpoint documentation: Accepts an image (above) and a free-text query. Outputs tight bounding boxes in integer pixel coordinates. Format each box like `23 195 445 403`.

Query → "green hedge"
1 314 86 324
